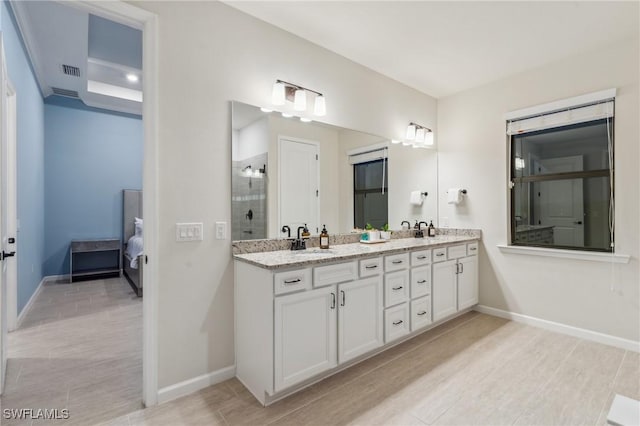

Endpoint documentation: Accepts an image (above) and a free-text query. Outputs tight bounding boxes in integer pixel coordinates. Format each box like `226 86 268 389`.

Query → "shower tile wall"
232 152 267 240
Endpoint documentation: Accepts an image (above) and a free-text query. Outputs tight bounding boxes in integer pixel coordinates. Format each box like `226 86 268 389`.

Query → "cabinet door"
274 286 337 392
338 277 383 364
432 260 458 322
457 256 478 310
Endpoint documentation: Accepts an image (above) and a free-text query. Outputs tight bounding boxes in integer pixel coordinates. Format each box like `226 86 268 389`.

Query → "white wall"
234 117 268 161
437 38 639 342
133 1 437 389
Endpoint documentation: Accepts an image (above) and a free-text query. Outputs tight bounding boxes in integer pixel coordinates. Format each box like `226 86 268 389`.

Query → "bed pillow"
134 217 143 237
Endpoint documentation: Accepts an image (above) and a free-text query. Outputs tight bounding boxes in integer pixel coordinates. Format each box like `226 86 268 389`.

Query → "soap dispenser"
320 225 330 249
302 224 311 239
428 220 436 237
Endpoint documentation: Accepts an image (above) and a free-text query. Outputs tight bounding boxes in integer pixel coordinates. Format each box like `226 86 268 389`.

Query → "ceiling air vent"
51 87 79 98
62 64 80 77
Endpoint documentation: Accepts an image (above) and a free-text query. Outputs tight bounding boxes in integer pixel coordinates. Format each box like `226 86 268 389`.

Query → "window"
353 159 388 229
508 96 614 252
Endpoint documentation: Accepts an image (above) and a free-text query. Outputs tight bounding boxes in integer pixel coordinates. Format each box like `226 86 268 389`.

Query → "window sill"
497 244 630 264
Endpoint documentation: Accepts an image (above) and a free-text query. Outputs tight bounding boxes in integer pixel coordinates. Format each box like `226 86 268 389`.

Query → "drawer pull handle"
417 255 427 260
392 260 403 264
469 247 477 251
392 286 403 291
340 290 345 307
365 265 378 269
392 320 403 326
283 278 301 284
417 311 427 316
436 253 445 257
417 279 427 284
331 292 336 309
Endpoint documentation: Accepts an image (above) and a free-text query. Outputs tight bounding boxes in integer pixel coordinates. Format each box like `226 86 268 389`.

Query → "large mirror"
231 101 438 241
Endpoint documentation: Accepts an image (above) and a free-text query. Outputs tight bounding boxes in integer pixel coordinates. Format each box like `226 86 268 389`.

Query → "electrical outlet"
441 217 450 228
215 222 227 240
176 223 204 242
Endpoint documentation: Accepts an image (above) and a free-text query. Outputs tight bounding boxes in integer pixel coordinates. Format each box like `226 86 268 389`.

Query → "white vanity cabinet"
234 237 479 406
432 243 478 322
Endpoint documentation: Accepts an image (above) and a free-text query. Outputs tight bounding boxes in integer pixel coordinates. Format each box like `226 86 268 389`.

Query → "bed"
123 189 144 296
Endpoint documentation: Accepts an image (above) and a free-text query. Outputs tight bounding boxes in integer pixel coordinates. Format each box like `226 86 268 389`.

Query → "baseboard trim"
157 365 236 404
16 276 47 328
475 305 640 353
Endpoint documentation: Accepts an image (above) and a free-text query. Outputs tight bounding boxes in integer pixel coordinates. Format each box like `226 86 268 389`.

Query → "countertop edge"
234 236 480 270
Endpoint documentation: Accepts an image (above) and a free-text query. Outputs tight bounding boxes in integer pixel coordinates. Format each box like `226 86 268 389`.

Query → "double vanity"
233 231 480 406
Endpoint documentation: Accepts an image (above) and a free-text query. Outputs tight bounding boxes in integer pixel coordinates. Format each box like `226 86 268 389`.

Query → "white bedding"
126 235 144 269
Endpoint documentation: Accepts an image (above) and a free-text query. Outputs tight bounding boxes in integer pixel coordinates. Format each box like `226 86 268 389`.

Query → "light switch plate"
176 223 204 242
215 222 227 240
441 217 449 228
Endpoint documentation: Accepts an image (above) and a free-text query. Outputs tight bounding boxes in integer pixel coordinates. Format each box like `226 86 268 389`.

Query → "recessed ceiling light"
126 73 139 83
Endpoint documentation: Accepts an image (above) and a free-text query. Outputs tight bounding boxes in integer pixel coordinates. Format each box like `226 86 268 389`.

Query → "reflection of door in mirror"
279 138 319 235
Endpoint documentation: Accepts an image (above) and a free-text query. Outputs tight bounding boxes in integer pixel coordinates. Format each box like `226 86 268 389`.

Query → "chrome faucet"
415 221 429 238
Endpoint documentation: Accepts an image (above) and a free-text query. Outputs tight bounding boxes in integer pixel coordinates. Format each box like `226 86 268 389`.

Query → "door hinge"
315 154 318 160
316 190 319 197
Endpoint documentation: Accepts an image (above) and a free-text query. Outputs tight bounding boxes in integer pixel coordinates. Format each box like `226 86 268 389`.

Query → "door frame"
277 135 321 236
64 1 159 406
5 81 16 333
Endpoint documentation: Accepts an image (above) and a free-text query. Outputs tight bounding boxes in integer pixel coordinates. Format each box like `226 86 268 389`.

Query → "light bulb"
415 128 426 143
314 95 326 116
406 124 416 140
294 89 306 111
424 131 434 146
300 117 312 123
260 107 273 113
272 82 285 105
126 73 139 83
391 139 401 144
402 141 412 146
281 112 293 118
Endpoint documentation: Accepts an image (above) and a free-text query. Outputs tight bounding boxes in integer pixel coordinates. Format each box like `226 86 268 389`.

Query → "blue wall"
2 2 46 314
44 101 142 276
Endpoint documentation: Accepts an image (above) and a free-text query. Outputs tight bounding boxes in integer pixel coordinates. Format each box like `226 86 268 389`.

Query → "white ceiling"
225 1 639 98
10 1 142 115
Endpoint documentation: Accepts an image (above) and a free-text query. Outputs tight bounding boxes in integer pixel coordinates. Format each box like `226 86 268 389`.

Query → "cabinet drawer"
385 253 410 272
274 268 312 295
313 261 358 288
359 257 383 277
411 296 432 331
467 242 478 256
384 303 410 343
433 247 447 262
384 270 410 308
410 265 431 299
447 244 466 259
411 249 431 266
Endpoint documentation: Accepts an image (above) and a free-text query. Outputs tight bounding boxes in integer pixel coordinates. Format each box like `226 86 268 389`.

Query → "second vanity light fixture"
271 80 326 117
401 122 434 148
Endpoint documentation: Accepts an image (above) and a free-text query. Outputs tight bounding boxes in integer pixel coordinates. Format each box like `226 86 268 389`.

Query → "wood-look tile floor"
103 311 638 426
1 277 143 426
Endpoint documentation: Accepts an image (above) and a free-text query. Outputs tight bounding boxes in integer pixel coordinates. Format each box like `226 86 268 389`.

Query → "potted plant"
365 223 380 241
380 223 391 240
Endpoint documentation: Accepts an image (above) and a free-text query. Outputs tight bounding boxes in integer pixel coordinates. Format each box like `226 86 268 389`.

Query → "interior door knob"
573 221 583 225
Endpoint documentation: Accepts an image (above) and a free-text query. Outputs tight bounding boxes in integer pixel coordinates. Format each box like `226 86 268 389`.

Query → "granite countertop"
516 225 555 232
233 235 479 270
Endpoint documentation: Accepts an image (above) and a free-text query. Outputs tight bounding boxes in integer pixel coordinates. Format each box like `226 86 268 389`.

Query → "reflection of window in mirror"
353 159 388 229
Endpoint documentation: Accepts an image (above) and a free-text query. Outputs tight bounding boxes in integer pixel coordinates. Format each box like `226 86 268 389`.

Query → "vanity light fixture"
271 80 326 116
405 122 433 147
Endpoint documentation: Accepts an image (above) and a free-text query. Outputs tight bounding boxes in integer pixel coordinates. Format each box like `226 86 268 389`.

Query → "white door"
279 138 319 235
534 156 584 246
432 260 457 322
457 257 478 310
4 82 16 333
338 277 383 364
274 286 337 392
0 35 7 393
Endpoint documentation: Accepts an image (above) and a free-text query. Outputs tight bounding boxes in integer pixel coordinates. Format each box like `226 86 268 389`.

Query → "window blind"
506 100 614 136
348 147 388 165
